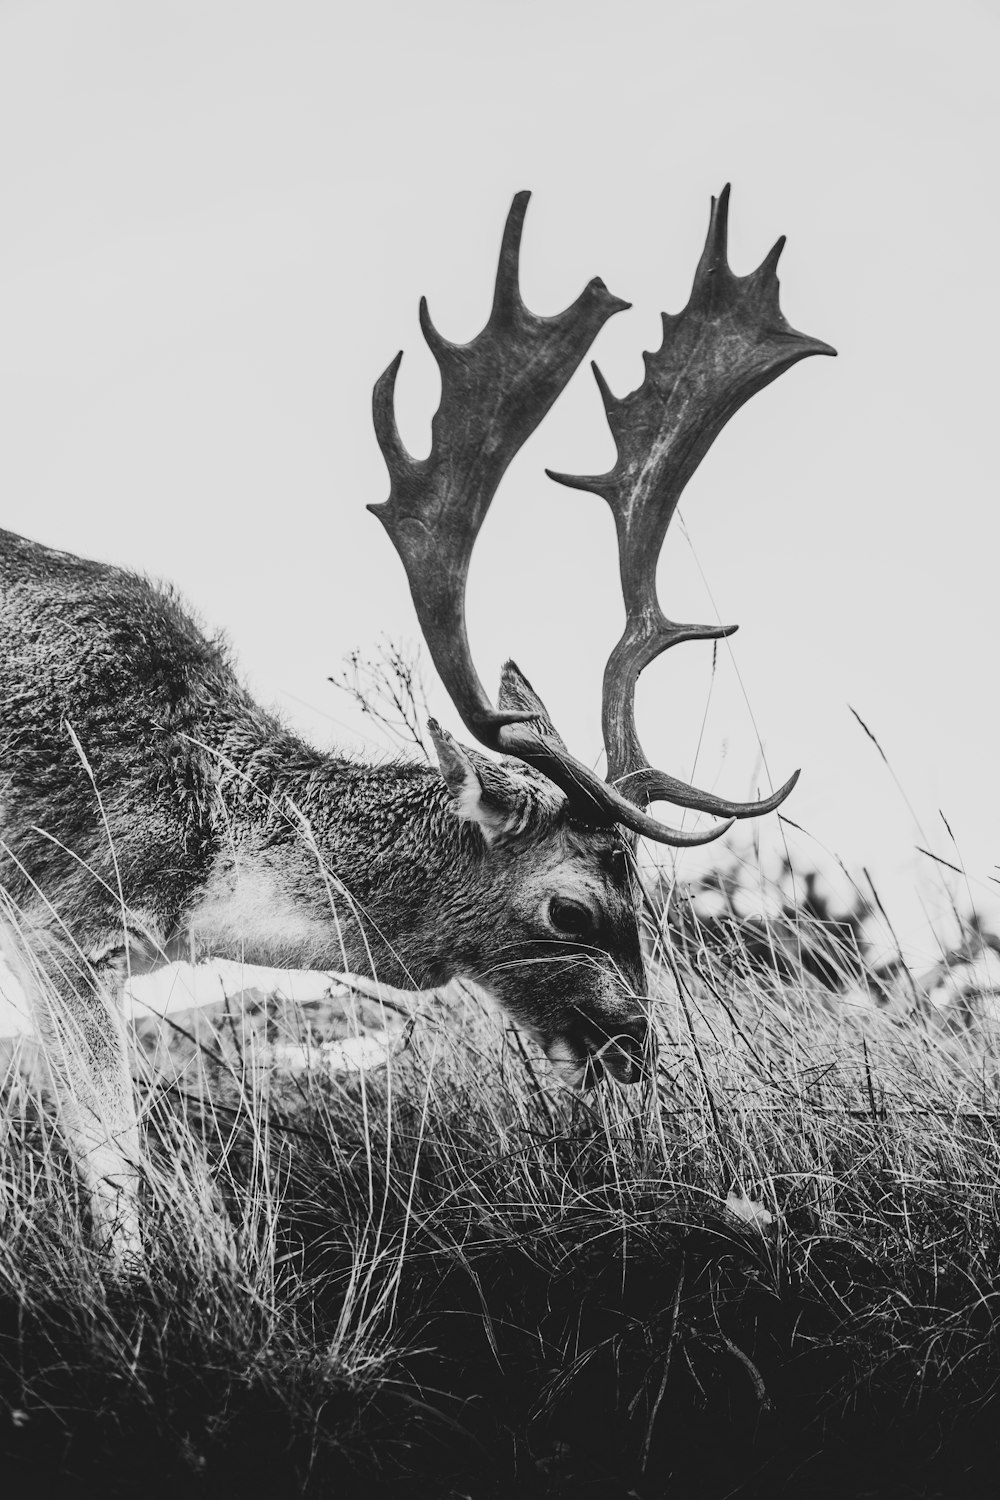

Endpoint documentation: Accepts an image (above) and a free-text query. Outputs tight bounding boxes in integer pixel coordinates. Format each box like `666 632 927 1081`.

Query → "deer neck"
187 703 477 990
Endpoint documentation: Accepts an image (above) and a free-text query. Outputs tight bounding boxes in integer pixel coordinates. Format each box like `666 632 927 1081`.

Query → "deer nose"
591 1014 649 1086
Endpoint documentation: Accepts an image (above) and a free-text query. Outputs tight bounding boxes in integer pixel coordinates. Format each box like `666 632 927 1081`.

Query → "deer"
0 186 833 1264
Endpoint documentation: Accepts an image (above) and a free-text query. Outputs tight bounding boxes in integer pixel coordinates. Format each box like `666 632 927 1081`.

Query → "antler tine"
370 191 629 751
547 184 835 842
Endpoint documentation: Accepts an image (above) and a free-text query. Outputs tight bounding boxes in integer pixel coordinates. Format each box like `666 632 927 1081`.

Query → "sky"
0 0 997 968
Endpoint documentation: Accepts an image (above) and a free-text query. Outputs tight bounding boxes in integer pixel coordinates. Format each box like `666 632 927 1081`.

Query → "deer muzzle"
546 1013 649 1089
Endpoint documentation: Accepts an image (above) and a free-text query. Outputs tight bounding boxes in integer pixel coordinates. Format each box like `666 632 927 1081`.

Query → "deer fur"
0 527 648 1262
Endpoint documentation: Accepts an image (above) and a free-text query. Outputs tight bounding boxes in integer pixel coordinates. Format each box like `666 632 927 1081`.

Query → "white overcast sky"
0 0 996 964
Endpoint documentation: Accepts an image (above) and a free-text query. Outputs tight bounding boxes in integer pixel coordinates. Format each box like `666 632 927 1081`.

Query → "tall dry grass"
1 853 1000 1497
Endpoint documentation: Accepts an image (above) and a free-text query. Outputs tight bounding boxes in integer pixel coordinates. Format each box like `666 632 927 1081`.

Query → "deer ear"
497 660 568 750
428 718 528 844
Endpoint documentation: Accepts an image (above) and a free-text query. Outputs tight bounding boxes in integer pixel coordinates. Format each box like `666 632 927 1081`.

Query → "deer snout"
593 1014 649 1086
546 1009 649 1089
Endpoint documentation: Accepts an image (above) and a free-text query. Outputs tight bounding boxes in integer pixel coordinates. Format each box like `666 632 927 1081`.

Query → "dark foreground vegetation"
2 861 1000 1498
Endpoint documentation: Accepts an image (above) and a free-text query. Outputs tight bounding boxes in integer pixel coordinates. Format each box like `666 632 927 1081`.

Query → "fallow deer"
0 187 833 1261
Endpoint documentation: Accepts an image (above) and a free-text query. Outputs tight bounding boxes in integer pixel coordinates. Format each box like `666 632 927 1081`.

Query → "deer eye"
548 897 594 940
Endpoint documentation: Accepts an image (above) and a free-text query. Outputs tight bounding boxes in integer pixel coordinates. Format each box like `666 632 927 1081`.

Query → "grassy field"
2 865 1000 1498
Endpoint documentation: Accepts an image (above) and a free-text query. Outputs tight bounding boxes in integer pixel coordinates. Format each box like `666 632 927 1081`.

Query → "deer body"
0 527 647 1259
0 189 831 1263
0 522 645 994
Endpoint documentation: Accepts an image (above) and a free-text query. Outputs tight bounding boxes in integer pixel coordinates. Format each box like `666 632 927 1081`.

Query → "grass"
2 864 1000 1498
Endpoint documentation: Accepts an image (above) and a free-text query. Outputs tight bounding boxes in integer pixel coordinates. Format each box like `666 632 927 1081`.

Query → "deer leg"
7 927 143 1268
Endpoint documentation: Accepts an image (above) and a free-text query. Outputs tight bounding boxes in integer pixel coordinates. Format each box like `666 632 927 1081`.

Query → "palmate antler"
371 188 834 847
550 185 836 818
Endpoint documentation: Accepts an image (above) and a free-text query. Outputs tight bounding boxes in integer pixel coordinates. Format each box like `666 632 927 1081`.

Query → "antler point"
372 353 414 471
492 196 531 322
588 278 631 315
374 350 404 387
781 331 838 361
756 235 786 281
417 295 435 336
591 361 619 414
546 467 609 497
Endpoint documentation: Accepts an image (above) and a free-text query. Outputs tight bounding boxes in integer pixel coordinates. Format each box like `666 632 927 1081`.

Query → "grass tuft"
3 864 1000 1496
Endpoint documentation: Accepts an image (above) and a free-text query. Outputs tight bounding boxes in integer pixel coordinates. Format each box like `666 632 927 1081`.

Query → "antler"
549 184 836 825
372 189 832 847
370 191 626 744
371 195 730 847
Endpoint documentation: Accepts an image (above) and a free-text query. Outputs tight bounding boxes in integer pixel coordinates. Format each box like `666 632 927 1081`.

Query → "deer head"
371 188 834 1085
